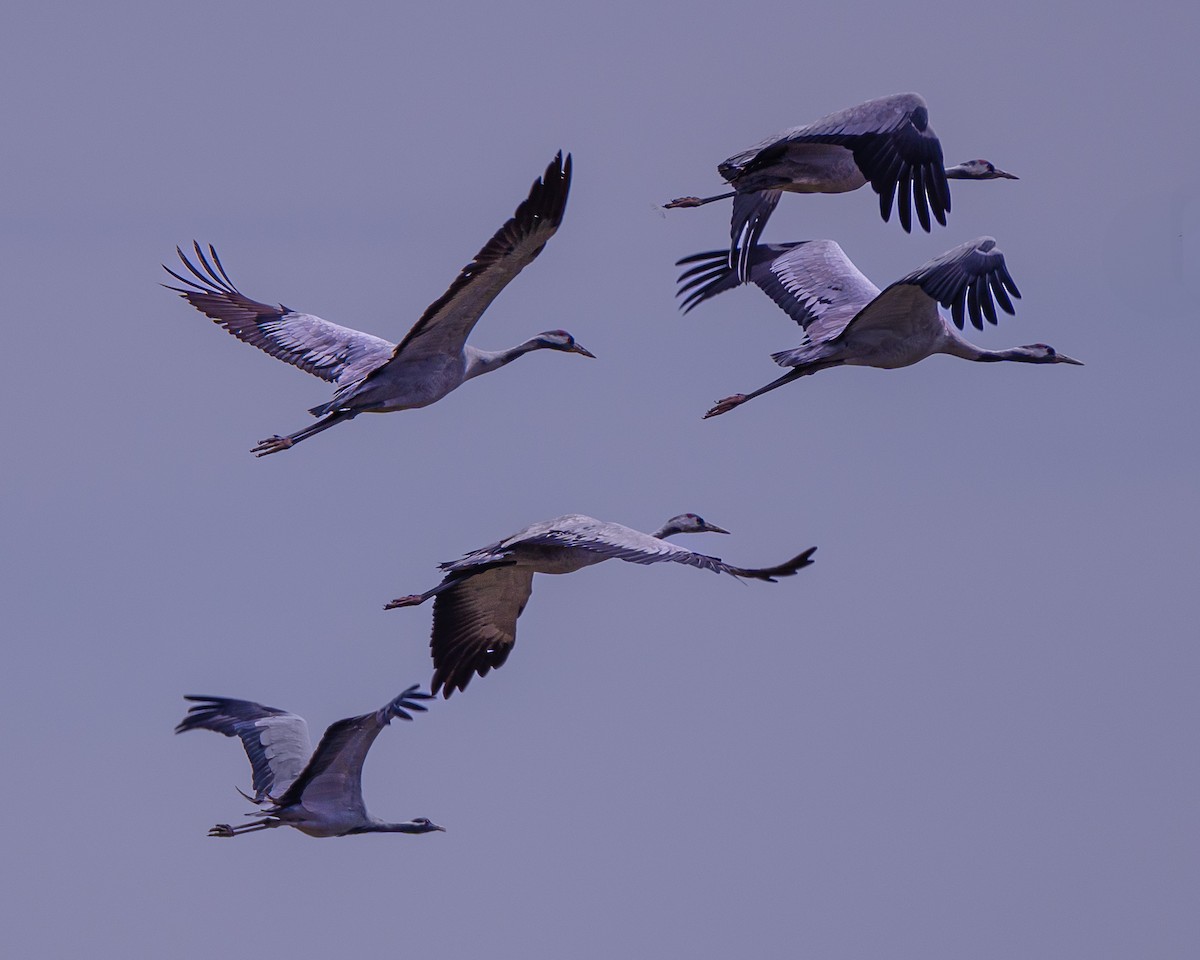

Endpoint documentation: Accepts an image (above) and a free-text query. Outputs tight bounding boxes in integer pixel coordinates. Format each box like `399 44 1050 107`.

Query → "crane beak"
993 167 1019 180
1055 352 1084 365
702 523 731 535
571 343 596 358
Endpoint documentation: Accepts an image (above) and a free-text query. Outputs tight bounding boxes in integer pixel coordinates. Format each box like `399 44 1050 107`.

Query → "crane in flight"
675 236 1081 418
165 152 592 456
664 94 1016 281
176 685 445 838
386 513 815 697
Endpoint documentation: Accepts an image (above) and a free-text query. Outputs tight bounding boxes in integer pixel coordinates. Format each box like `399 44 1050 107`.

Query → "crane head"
1017 344 1084 365
944 159 1018 180
408 817 447 833
655 513 732 539
533 330 595 358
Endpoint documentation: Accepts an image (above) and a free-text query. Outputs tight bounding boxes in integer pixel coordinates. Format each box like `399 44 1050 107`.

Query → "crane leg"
384 573 472 610
702 362 842 419
251 410 358 457
662 190 737 209
208 819 278 837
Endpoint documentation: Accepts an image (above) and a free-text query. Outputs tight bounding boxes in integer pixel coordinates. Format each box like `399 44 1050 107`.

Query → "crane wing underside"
677 240 880 345
176 697 312 802
273 712 386 814
165 243 394 388
430 567 536 696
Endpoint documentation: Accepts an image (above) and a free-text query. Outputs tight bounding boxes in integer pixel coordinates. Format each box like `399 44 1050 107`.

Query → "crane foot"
703 394 747 418
251 435 294 457
663 196 703 209
208 824 235 838
384 594 424 610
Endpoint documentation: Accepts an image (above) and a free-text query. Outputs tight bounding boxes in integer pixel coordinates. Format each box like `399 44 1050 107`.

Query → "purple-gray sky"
4 2 1197 956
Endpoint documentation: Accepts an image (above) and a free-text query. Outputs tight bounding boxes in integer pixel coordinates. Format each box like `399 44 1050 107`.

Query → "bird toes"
663 196 703 209
384 594 424 610
208 824 235 838
251 436 293 457
703 395 747 419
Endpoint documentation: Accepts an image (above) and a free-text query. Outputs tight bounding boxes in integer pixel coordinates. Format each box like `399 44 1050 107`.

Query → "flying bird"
663 94 1017 281
164 152 592 456
386 513 816 697
676 236 1081 418
176 685 445 838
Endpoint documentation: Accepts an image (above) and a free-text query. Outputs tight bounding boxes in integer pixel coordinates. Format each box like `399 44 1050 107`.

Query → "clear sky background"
3 1 1197 956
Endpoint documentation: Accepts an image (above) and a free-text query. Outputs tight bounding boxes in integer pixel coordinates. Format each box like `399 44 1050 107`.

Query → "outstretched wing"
852 235 1021 335
677 240 880 345
273 686 432 813
509 516 817 581
429 566 535 698
176 696 312 801
164 242 394 387
386 152 572 365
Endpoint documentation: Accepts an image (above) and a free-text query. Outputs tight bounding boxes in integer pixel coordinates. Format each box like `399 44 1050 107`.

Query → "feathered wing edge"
270 686 432 810
893 236 1021 331
388 152 573 360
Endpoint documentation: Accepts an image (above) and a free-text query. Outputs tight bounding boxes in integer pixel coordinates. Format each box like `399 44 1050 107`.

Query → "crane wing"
849 235 1021 335
383 152 572 367
164 243 394 388
728 93 949 234
272 686 431 813
511 517 817 581
429 566 535 697
176 696 312 801
677 240 880 344
728 190 781 282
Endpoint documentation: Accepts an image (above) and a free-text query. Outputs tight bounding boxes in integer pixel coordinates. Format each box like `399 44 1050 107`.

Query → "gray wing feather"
385 153 571 366
273 686 430 812
677 241 879 345
514 519 728 572
164 243 394 387
542 529 815 582
176 696 312 801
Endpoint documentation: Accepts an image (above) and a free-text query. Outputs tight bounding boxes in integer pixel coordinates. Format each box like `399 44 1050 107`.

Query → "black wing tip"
774 546 818 577
431 672 468 700
385 684 435 720
675 249 728 267
531 150 572 222
174 697 233 735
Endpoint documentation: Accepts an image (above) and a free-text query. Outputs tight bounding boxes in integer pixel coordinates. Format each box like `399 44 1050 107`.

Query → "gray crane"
385 513 816 697
663 94 1017 281
676 236 1082 419
164 153 592 456
176 685 445 838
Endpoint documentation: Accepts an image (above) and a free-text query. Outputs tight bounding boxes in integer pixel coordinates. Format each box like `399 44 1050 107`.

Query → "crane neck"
935 324 1005 363
463 341 544 381
935 331 1051 364
350 818 432 834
